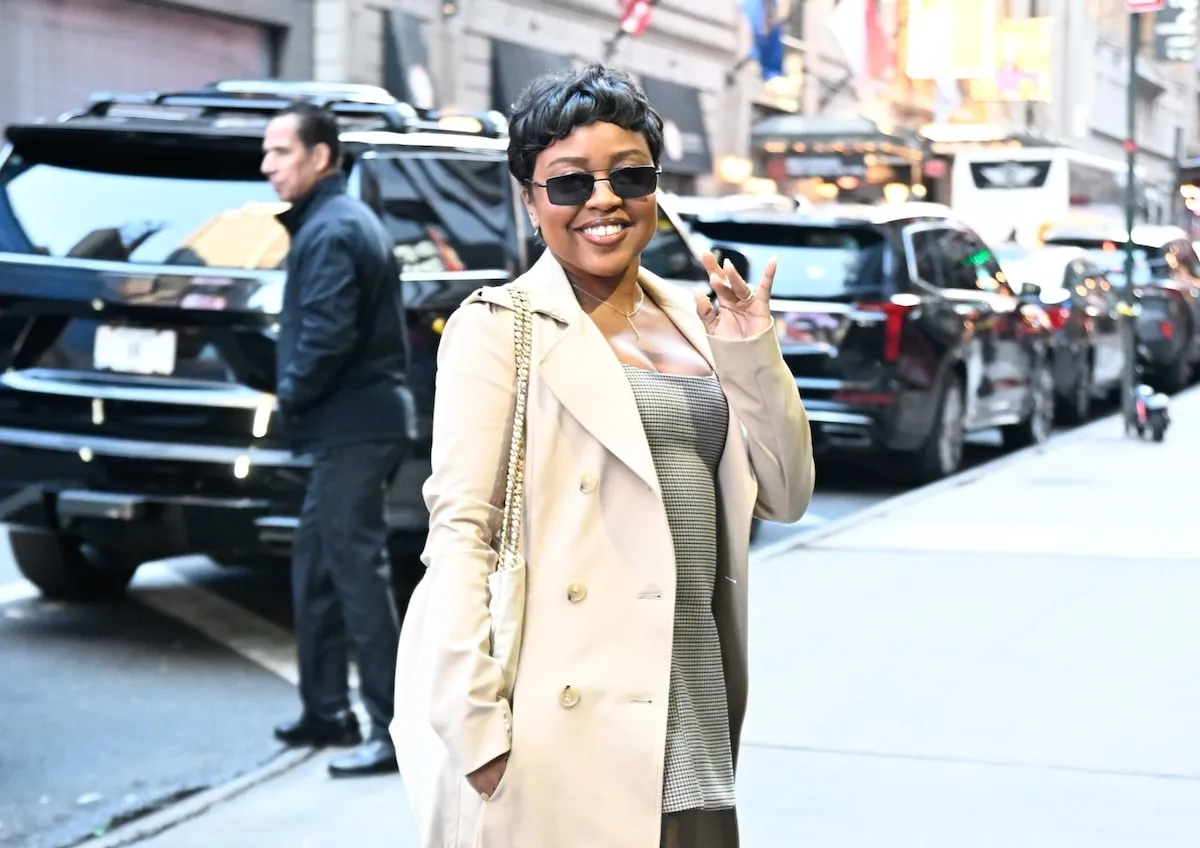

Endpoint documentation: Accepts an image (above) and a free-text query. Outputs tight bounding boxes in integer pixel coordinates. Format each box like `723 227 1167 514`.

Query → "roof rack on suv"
64 80 508 137
407 108 509 139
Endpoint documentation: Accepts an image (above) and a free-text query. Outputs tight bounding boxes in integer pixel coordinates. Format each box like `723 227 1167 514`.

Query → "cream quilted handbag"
392 287 532 848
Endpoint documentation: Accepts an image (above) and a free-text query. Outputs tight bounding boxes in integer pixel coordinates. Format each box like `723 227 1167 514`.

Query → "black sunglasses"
530 166 660 206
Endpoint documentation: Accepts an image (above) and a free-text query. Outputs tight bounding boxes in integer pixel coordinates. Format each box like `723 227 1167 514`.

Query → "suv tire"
906 376 966 485
1003 362 1055 450
9 527 140 601
1158 351 1193 395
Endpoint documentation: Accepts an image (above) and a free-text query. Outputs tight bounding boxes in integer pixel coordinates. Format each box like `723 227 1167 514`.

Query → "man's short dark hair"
506 63 664 186
277 103 343 169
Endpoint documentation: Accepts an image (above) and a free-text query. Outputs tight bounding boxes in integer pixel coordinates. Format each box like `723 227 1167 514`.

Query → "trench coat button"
579 474 598 493
558 685 580 709
566 582 587 603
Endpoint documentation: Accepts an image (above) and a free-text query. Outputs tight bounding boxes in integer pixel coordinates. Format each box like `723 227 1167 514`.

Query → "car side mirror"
711 246 751 281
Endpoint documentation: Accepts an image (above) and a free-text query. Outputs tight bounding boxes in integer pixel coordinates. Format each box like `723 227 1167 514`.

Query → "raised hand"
694 251 778 340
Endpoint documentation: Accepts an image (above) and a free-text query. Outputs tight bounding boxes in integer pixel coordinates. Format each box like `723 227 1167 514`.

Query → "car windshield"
366 153 515 274
1042 238 1155 285
991 242 1030 267
640 208 707 282
0 137 286 269
687 220 887 299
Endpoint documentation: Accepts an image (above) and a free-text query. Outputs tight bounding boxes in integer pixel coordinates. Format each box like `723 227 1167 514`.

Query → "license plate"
93 326 177 376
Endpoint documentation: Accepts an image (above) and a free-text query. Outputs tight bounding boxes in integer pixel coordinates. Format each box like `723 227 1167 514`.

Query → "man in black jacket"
262 103 409 777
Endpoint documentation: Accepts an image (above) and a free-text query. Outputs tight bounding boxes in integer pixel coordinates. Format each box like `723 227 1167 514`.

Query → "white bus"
950 145 1162 248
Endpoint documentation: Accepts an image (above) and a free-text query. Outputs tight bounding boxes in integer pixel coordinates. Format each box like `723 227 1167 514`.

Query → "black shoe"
328 738 398 778
274 711 362 748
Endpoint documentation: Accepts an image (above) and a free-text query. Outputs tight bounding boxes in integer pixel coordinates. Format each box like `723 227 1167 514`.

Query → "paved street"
0 561 298 848
0 412 1133 848
4 438 995 848
37 390 1196 848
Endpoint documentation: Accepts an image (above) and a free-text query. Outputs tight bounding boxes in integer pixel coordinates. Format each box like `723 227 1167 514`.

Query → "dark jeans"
292 439 404 739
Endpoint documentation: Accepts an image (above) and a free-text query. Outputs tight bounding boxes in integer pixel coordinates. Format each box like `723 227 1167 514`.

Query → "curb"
79 748 315 848
751 389 1187 564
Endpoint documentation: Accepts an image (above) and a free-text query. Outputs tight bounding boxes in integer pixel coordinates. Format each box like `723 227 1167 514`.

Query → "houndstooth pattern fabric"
623 365 736 814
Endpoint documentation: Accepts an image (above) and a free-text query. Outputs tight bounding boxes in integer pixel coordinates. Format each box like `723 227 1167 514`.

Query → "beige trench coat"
414 250 815 847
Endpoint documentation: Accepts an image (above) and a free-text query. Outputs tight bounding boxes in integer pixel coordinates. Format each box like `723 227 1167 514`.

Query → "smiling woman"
393 63 814 848
510 68 664 303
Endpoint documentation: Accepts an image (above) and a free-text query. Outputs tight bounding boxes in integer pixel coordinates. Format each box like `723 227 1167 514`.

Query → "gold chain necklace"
570 282 646 338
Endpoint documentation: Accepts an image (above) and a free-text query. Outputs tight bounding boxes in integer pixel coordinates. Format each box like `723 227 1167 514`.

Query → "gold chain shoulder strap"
497 286 532 570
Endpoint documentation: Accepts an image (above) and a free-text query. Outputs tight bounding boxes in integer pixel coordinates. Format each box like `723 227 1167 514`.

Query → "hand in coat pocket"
467 752 509 799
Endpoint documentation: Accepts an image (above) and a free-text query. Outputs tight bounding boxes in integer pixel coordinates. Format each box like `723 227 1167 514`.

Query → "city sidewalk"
99 390 1200 848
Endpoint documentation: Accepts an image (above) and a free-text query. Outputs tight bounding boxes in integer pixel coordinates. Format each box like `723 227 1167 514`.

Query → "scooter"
1128 382 1171 442
1117 300 1170 442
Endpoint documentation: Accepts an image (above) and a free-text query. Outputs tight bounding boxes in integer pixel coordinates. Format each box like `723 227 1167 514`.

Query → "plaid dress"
623 365 736 814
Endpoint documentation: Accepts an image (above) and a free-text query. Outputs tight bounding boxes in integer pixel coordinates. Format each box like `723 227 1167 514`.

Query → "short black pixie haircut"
276 102 343 169
506 63 664 186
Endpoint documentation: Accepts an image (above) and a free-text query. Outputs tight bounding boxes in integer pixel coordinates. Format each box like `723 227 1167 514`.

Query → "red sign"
1126 0 1165 11
619 0 653 36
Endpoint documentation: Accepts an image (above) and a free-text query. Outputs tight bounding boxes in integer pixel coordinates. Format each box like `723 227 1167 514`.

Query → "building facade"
0 0 313 129
1055 0 1196 214
314 0 757 194
770 0 1199 220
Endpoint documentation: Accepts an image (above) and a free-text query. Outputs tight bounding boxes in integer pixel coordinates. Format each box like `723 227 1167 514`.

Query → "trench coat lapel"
637 269 716 372
526 252 662 495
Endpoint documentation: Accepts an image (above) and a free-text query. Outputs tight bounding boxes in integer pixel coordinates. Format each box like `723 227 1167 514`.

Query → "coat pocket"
472 756 516 847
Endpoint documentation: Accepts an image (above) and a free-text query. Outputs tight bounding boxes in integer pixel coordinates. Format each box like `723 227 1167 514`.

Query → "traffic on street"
4 0 1200 846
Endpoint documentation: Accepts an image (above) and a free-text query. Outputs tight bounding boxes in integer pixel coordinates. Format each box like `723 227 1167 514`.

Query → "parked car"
1041 224 1200 392
1003 246 1126 423
668 192 811 227
0 81 710 601
683 203 1055 483
991 239 1030 272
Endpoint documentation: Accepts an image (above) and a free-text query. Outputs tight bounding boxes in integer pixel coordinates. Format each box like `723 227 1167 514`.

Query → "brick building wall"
0 0 313 129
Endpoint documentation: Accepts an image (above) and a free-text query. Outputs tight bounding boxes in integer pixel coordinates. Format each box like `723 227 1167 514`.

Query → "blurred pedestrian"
394 65 814 845
261 103 410 778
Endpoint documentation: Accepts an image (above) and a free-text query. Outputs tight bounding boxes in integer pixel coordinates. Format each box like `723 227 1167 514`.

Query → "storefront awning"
491 39 572 115
384 11 437 112
750 115 923 189
639 77 712 176
751 115 920 154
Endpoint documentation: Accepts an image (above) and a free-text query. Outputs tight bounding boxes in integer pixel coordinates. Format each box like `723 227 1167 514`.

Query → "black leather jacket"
275 173 410 451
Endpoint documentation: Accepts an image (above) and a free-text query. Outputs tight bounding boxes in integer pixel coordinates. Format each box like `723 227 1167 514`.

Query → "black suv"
0 81 709 600
684 203 1055 482
1041 223 1200 393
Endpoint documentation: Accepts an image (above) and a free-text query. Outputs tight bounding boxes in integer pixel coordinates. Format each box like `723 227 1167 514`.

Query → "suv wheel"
1158 351 1193 395
907 376 965 484
8 527 140 602
1003 362 1055 450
